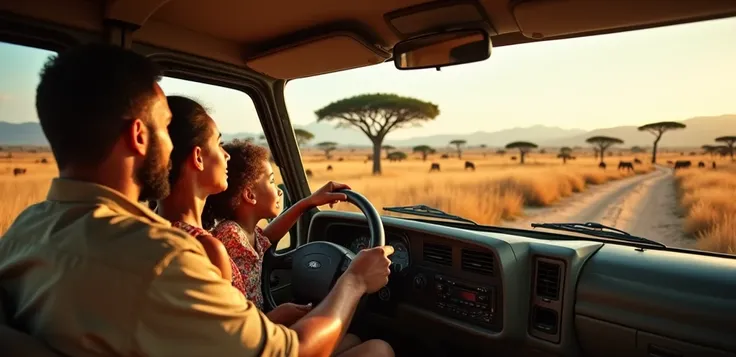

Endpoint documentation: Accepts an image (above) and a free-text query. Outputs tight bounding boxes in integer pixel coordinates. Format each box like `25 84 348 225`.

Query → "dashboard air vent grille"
423 243 452 266
535 259 561 300
461 249 494 276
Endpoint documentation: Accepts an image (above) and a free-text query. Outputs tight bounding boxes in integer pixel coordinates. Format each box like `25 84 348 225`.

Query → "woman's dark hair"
202 139 270 230
165 95 212 187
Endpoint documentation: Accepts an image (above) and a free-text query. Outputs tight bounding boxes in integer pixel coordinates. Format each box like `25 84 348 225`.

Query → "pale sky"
1 17 735 140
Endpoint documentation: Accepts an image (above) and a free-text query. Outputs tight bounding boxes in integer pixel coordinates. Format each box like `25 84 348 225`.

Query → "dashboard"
307 210 736 357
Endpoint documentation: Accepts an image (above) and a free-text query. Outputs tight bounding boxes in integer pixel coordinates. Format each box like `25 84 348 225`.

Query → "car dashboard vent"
461 249 494 276
423 243 452 266
535 259 562 300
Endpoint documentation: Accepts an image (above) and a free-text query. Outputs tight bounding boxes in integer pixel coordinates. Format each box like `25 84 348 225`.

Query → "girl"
155 95 246 296
204 140 394 357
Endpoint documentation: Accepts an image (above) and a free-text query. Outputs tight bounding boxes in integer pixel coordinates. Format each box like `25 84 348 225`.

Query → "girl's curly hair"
202 139 270 230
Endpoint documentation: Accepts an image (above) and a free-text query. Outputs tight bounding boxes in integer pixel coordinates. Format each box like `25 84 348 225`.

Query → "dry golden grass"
5 149 733 256
1 149 655 237
299 150 654 225
0 152 56 234
675 161 736 254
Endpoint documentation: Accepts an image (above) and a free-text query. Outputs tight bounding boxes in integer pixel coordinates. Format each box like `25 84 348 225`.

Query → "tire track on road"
506 166 693 248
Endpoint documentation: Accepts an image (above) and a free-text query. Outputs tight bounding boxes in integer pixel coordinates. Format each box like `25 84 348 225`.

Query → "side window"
158 77 291 250
0 41 57 235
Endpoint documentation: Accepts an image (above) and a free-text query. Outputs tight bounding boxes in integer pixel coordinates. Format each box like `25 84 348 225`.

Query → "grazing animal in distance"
674 160 692 170
510 156 517 161
633 158 642 164
712 162 717 169
598 162 607 169
618 161 634 171
13 168 27 176
429 163 441 172
698 161 705 168
464 161 475 171
305 169 313 177
327 165 333 171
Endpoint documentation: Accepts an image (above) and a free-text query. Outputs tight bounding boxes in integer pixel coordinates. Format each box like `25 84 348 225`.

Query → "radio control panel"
409 271 499 330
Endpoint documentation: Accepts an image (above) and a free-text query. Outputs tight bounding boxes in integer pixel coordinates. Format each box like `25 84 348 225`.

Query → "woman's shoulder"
211 220 243 237
172 220 209 238
171 221 227 257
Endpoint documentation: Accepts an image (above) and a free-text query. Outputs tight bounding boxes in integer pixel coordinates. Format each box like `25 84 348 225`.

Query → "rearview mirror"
393 29 491 70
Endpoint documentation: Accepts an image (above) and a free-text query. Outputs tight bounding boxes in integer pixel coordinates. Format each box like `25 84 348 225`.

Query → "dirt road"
505 166 694 248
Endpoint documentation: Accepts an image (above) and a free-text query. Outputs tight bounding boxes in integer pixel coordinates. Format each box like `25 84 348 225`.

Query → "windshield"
284 17 736 256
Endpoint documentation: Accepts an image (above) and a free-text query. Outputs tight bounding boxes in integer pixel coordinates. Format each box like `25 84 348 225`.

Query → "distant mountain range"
2 114 735 148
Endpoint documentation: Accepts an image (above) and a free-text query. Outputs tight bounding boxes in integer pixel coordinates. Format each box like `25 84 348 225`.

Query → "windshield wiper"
383 204 478 225
530 221 666 248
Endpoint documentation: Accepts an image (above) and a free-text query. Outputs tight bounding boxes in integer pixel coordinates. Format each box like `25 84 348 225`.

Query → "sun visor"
512 0 736 39
246 33 389 80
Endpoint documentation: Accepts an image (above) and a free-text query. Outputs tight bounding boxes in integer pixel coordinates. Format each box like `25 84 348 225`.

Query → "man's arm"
289 273 366 357
136 247 371 357
136 249 299 357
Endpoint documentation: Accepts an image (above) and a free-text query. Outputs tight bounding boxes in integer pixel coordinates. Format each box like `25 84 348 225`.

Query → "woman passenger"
155 95 246 296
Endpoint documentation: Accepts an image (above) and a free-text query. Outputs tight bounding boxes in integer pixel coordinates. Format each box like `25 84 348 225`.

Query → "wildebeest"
13 168 27 176
674 160 692 170
698 161 705 168
618 161 634 171
327 165 333 171
598 162 607 169
440 154 449 159
464 161 475 171
338 157 344 162
633 158 642 164
429 163 441 172
305 169 313 177
511 156 517 161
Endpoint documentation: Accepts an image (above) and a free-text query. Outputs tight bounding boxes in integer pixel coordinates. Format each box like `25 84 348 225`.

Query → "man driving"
0 43 394 357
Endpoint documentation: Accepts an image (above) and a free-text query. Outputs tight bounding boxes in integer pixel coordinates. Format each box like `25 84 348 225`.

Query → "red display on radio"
459 290 477 301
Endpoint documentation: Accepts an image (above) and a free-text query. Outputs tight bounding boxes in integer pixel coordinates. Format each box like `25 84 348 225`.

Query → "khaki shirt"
0 178 298 356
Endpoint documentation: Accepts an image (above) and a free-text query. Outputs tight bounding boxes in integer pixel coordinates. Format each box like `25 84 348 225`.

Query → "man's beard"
137 130 172 202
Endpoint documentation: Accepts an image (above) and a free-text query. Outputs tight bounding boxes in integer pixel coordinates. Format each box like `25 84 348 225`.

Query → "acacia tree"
294 128 314 147
558 147 573 164
450 139 467 159
715 136 736 161
702 145 718 157
586 136 624 163
315 93 439 175
479 144 488 157
316 141 337 160
638 122 686 164
505 141 538 164
413 145 435 161
382 145 395 158
387 151 408 162
630 146 646 154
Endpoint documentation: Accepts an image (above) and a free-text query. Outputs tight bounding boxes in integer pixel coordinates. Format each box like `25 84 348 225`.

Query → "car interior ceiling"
1 0 736 357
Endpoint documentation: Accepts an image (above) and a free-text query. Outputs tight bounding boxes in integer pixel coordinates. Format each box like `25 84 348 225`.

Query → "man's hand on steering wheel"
344 245 395 293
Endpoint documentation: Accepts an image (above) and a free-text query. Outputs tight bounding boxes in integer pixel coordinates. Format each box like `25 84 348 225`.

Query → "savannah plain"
2 146 734 254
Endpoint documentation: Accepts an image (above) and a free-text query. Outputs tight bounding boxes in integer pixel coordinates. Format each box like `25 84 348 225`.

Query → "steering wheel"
262 189 385 308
